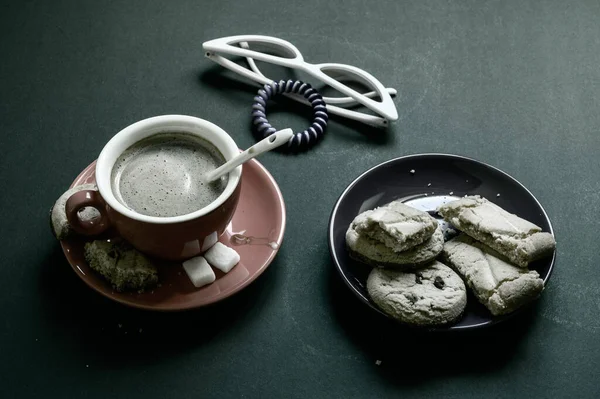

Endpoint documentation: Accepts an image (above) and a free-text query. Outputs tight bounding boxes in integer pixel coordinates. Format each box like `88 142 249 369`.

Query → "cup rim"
95 115 242 224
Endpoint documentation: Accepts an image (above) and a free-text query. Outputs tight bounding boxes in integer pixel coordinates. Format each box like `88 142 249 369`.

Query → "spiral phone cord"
251 80 328 151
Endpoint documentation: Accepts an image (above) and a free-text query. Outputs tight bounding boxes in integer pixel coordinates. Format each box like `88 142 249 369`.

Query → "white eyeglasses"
202 35 398 127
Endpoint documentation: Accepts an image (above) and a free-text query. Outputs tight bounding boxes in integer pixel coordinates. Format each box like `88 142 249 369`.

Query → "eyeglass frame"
202 35 398 127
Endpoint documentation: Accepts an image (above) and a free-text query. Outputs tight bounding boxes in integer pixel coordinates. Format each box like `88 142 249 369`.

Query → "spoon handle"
205 128 294 182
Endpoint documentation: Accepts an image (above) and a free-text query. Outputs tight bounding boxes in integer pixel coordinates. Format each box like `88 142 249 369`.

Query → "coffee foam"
111 133 228 217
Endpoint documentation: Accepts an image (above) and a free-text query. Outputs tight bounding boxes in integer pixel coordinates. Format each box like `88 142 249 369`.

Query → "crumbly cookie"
84 239 158 292
441 235 545 316
352 200 438 252
437 195 555 267
346 224 444 270
50 184 99 240
366 261 467 326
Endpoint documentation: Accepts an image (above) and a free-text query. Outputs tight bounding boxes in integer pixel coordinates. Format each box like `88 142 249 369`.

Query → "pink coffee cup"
65 115 243 260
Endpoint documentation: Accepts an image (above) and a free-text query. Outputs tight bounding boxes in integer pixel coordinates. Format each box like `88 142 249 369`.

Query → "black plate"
328 153 556 330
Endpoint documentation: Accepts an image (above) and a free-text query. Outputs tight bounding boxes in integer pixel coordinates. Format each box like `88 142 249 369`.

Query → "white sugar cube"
182 256 215 288
204 242 240 273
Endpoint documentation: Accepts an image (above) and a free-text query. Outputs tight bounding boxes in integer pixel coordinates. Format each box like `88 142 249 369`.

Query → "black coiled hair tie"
251 80 328 151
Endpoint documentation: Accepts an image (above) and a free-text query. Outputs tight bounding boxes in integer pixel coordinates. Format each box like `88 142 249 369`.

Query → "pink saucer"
60 159 286 311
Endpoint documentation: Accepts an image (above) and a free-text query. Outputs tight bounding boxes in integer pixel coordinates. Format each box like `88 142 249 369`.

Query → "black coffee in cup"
111 133 228 217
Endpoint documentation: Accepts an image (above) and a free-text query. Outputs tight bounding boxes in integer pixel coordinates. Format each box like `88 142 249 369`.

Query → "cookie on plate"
346 224 444 270
366 261 467 326
437 195 555 267
441 235 544 316
352 200 438 252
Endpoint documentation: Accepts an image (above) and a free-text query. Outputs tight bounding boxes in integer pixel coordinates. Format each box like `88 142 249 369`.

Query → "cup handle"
65 190 111 236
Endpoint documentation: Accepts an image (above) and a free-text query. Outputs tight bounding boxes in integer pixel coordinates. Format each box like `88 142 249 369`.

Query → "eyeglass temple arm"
206 52 391 127
239 42 267 78
239 42 397 106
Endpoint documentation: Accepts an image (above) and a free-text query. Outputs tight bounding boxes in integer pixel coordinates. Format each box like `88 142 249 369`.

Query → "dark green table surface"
2 0 599 397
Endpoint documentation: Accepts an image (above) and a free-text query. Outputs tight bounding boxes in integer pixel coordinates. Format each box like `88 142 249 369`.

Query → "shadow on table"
326 262 541 384
197 66 395 149
38 244 280 369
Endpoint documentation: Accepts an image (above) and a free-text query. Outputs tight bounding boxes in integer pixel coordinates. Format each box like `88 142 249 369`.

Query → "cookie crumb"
375 360 382 366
